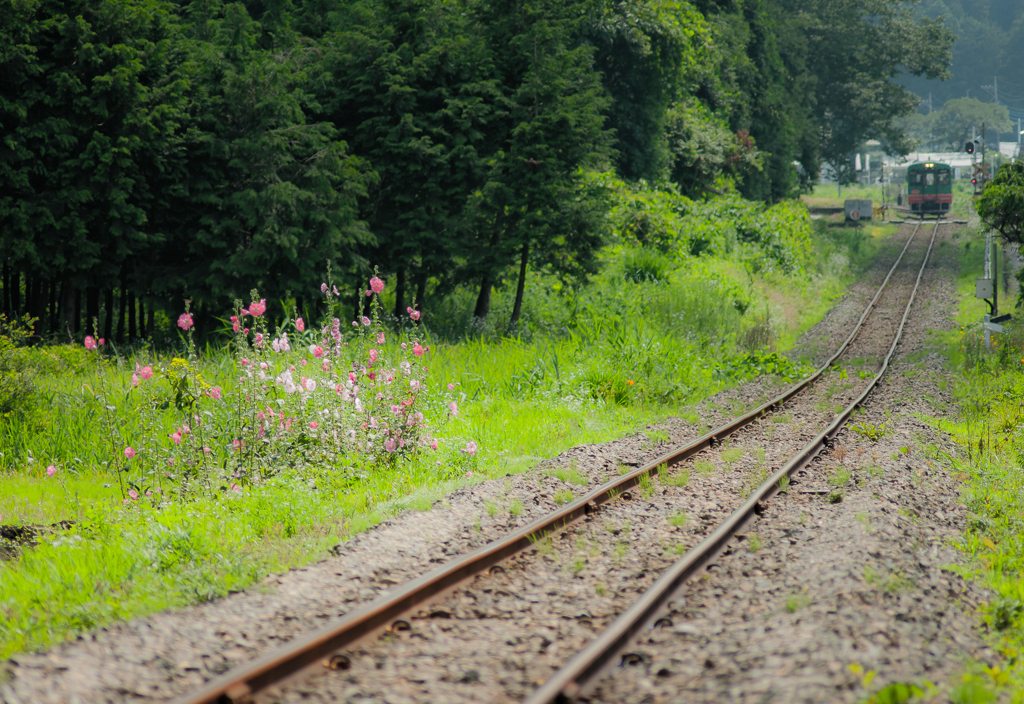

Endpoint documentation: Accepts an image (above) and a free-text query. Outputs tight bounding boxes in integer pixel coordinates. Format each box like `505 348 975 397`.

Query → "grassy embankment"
0 182 888 659
908 216 1024 701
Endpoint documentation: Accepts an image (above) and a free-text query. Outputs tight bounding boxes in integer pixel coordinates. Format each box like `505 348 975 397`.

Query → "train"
906 161 952 218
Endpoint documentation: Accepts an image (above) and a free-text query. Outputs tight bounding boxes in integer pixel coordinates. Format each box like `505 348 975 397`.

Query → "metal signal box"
976 278 994 299
844 199 872 221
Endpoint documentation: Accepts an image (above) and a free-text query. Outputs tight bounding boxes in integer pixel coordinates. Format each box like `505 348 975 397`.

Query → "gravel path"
0 224 989 704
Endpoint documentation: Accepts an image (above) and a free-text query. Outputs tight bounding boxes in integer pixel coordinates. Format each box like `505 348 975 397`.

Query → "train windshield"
909 172 923 185
937 170 951 185
925 173 934 186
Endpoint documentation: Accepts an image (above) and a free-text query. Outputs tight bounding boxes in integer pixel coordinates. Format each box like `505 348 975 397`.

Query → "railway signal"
966 141 975 154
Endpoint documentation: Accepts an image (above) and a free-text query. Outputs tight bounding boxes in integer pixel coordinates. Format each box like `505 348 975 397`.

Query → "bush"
0 315 37 418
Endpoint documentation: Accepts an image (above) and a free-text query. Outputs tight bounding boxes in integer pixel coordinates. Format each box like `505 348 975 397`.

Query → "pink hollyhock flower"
352 321 359 327
365 289 372 297
321 283 328 293
240 308 249 316
233 439 243 451
124 447 136 460
322 363 331 372
203 446 212 455
241 358 250 366
296 317 305 332
46 465 57 477
413 343 424 356
310 345 324 358
407 307 421 321
231 483 242 492
260 362 268 370
448 401 458 417
249 299 267 317
448 383 456 391
368 349 379 365
361 316 371 327
99 338 105 346
430 439 438 450
128 489 138 500
370 276 385 293
377 333 385 344
464 441 477 456
132 373 139 387
171 431 182 445
303 377 317 392
254 332 264 346
177 313 194 330
384 439 397 452
84 336 97 350
210 387 222 400
231 315 240 332
140 366 153 380
309 421 319 429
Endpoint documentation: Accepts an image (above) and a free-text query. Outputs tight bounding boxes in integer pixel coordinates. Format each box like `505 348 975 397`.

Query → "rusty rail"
523 220 941 704
172 223 927 704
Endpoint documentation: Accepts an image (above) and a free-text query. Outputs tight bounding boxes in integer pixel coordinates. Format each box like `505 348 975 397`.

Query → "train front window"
909 173 922 185
925 173 934 186
937 170 950 185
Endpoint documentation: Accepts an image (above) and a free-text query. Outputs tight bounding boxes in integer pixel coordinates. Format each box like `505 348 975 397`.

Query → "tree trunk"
1 261 8 317
49 280 58 334
103 289 114 341
139 297 146 338
62 283 76 337
116 282 126 343
86 286 100 336
509 242 529 332
473 273 492 321
30 277 46 337
393 267 406 318
11 269 21 316
73 287 82 333
127 291 137 340
146 306 154 340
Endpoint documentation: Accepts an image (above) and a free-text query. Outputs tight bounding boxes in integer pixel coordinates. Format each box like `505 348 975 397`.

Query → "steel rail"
172 223 925 704
523 221 942 704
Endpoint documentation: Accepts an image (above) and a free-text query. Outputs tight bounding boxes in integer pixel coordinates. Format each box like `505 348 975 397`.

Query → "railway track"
173 220 942 704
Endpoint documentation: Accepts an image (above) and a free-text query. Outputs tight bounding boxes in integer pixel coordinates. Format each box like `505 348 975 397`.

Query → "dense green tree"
468 0 614 329
0 0 193 335
977 161 1024 245
319 0 498 318
161 2 373 319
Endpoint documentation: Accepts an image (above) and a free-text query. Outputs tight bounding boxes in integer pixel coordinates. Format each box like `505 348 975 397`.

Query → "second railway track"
167 221 944 704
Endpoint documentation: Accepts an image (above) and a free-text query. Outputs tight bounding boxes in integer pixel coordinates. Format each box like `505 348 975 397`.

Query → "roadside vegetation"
925 188 1024 700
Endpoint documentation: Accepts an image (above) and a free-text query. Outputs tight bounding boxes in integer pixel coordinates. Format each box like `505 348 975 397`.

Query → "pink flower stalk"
124 447 136 460
231 315 240 333
255 332 264 346
430 439 438 450
321 283 329 293
361 316 371 327
231 484 242 492
310 345 325 358
448 383 456 391
296 317 305 332
241 358 250 366
99 338 105 346
132 373 139 387
140 366 153 380
464 441 477 456
249 299 267 317
368 349 379 365
348 372 357 382
46 465 57 477
449 401 458 417
322 363 330 372
413 343 424 356
177 313 194 330
210 387 222 400
171 431 182 445
84 336 97 350
370 276 385 293
384 439 397 452
128 489 139 500
309 421 319 429
407 307 421 321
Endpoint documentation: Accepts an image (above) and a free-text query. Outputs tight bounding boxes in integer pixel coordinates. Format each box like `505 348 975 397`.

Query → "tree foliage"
977 162 1024 245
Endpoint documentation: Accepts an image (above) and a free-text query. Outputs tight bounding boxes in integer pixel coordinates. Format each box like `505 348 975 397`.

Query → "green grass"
0 208 888 660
